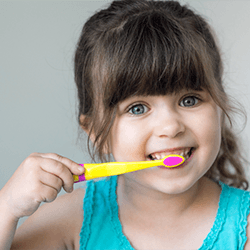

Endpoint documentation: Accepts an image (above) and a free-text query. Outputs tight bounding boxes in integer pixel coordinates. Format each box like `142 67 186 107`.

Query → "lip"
148 147 192 156
157 148 196 170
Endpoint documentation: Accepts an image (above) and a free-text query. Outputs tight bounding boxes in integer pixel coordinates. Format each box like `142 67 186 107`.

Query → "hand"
0 153 84 220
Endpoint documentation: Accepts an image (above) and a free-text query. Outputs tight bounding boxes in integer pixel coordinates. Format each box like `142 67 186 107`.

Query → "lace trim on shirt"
239 188 250 250
109 176 134 250
79 180 95 249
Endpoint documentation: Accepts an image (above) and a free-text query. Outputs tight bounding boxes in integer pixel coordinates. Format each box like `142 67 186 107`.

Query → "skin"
0 153 85 250
1 89 250 249
109 89 225 249
111 89 223 195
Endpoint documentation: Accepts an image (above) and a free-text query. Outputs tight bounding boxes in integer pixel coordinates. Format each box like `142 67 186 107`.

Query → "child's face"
110 89 222 194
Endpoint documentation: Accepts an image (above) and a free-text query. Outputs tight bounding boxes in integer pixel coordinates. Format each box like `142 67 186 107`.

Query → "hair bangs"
100 11 209 109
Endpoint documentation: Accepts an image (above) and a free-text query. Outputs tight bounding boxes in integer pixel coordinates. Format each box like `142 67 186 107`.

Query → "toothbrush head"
162 154 185 168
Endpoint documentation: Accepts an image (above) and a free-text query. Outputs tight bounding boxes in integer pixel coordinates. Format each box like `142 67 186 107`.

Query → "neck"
117 175 213 221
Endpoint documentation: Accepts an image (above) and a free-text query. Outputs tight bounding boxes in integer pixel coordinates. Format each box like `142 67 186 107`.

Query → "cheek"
193 105 222 161
110 119 149 161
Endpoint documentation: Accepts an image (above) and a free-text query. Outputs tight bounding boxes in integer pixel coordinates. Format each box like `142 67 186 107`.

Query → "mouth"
147 147 196 162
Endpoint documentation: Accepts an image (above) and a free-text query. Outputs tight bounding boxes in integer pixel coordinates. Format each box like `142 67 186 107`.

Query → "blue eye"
128 104 148 115
180 96 200 107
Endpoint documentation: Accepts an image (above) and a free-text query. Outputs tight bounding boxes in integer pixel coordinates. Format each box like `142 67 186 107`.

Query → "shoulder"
220 182 250 210
244 213 250 250
217 183 250 250
12 187 86 250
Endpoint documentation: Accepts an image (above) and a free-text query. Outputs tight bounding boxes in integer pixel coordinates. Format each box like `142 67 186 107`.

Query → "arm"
11 188 85 250
0 198 18 250
0 153 85 250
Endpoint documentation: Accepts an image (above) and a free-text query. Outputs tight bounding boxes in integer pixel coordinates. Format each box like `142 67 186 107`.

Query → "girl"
1 0 250 249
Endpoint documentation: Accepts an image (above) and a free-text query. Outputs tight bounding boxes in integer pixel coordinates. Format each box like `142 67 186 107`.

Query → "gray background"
1 0 250 226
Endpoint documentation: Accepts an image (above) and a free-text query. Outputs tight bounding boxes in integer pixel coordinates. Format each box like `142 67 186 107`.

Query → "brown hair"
74 0 249 189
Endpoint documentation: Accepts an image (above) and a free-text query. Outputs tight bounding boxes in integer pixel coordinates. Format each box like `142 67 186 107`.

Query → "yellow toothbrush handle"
73 154 185 183
73 159 163 182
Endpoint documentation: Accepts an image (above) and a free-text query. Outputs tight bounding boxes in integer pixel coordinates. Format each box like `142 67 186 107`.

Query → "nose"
152 109 185 138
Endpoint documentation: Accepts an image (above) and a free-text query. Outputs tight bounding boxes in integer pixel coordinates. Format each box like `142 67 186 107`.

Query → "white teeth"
150 148 192 161
155 154 161 160
180 151 185 157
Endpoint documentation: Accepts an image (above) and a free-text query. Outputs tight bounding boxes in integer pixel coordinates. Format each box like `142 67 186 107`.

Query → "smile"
147 147 195 162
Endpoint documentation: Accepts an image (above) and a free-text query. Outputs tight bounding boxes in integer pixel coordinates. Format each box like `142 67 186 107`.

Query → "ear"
79 114 110 155
79 114 95 143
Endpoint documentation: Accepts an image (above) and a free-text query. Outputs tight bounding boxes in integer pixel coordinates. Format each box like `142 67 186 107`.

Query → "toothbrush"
73 154 185 183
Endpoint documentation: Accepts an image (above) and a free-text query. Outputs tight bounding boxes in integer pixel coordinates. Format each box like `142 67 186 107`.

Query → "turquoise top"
79 176 250 249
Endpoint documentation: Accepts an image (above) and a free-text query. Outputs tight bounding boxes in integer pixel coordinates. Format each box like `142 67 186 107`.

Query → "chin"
147 174 203 195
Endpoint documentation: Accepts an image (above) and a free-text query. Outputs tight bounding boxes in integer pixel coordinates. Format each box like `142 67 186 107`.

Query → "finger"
37 184 59 203
39 153 85 175
39 171 63 193
38 157 75 193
